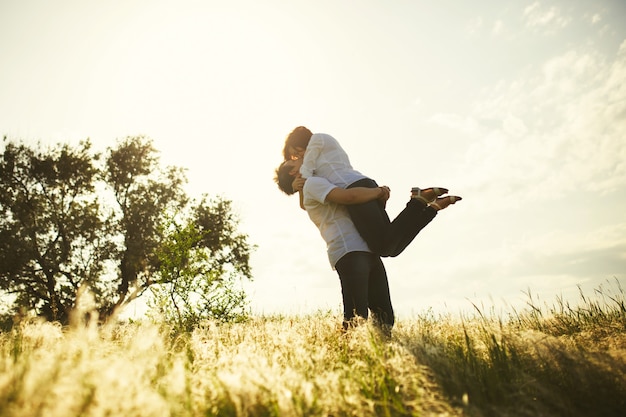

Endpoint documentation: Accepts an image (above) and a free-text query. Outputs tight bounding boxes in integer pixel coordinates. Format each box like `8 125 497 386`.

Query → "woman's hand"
378 186 390 202
292 177 306 192
379 186 390 209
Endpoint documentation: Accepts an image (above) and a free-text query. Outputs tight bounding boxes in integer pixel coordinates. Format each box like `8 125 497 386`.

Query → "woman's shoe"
430 195 462 211
411 187 448 204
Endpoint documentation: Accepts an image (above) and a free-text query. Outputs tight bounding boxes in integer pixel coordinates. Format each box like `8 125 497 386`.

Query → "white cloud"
523 2 541 17
467 16 484 35
492 19 504 36
523 2 571 33
541 50 599 89
591 13 602 25
455 42 626 206
429 113 480 135
502 113 528 137
466 16 507 38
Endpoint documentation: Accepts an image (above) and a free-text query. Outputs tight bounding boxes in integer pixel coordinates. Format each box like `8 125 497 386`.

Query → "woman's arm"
300 134 324 178
298 189 305 210
292 177 307 210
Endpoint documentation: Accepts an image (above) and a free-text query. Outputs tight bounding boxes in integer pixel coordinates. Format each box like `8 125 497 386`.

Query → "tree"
0 138 113 323
102 136 189 316
148 197 253 332
0 136 254 326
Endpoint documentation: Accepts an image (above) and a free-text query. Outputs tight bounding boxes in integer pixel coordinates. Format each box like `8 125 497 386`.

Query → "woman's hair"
274 161 296 195
282 126 313 160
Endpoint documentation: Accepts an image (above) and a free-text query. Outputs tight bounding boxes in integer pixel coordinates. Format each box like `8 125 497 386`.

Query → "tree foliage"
102 136 189 316
148 199 252 333
0 139 112 323
0 136 254 326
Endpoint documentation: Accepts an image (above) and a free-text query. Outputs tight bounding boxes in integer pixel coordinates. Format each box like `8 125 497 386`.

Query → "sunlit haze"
1 0 625 318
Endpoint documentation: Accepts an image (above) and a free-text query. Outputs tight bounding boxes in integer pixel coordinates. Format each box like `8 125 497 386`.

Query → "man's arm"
326 186 390 205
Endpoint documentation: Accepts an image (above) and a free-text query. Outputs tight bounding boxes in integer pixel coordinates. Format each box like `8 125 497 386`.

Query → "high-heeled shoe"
410 187 448 204
430 195 462 210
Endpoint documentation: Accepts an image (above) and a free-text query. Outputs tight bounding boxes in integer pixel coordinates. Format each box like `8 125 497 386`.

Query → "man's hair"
274 161 296 195
282 126 313 160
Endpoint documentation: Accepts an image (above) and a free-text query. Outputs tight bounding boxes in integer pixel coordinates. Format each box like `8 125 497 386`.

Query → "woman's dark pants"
347 178 437 257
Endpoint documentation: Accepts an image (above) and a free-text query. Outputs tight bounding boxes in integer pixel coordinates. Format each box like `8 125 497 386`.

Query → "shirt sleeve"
299 134 325 179
303 177 337 205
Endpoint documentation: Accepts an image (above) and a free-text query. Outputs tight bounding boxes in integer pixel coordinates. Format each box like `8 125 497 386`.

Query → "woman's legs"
346 179 391 255
384 202 437 256
347 179 438 257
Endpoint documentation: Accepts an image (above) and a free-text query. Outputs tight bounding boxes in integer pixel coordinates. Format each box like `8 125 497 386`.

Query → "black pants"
347 178 437 257
335 251 394 330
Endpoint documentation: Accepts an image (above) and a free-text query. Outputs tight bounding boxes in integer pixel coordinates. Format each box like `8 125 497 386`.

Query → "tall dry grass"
1 280 625 417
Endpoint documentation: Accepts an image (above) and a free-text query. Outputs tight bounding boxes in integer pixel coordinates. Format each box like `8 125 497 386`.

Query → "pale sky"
1 0 625 318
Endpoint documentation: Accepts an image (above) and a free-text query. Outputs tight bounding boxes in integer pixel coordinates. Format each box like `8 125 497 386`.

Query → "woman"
281 126 461 257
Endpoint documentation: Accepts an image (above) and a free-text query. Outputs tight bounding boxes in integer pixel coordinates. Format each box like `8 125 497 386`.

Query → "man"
275 157 396 333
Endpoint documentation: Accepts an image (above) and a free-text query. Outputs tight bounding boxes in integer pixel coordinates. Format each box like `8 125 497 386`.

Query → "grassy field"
1 282 625 417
